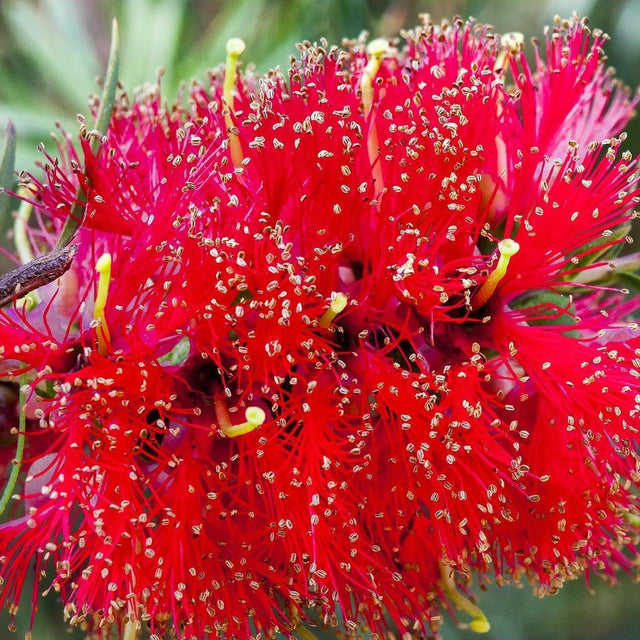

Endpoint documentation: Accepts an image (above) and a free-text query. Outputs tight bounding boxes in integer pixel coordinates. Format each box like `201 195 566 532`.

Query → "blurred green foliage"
0 0 639 638
1 0 639 169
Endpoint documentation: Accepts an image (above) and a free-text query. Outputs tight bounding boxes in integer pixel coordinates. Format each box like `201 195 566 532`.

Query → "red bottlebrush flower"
0 13 639 639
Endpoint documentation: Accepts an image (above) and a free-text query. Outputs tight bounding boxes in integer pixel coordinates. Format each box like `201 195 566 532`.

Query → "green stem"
0 375 27 516
56 18 120 249
440 560 491 634
91 18 120 156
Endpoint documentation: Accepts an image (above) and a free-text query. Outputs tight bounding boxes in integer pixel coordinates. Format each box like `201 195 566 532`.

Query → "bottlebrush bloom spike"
0 13 639 640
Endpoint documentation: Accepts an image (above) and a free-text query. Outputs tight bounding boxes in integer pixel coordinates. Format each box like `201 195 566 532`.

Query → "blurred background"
0 0 639 638
1 0 640 169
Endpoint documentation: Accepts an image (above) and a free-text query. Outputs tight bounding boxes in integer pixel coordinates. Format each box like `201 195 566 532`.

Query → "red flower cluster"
0 14 639 639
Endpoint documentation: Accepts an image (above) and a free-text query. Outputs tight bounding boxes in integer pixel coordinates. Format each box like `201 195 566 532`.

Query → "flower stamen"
624 511 640 528
123 618 138 640
223 37 246 169
439 560 491 634
215 399 266 438
320 292 348 328
494 32 524 76
472 239 520 309
94 253 112 356
482 33 524 222
361 39 388 193
360 38 388 117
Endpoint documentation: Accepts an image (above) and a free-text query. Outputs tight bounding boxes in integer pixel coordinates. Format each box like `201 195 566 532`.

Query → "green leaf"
567 223 632 274
56 18 120 249
231 289 253 305
0 120 16 238
618 271 640 292
572 251 640 287
511 290 579 336
158 336 191 367
3 0 99 109
119 0 187 90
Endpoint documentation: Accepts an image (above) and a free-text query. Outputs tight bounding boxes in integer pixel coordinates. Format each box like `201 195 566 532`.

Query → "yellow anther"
360 39 388 193
223 37 246 170
494 32 524 75
223 38 246 104
439 560 491 634
367 38 389 57
472 239 520 309
215 399 266 438
361 38 388 117
320 292 348 328
469 619 491 634
94 253 112 356
501 32 524 54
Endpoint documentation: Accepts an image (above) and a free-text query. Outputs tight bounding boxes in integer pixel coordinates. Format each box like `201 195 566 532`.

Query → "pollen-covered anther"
494 32 524 74
320 292 348 328
472 239 520 309
439 560 491 634
216 399 266 438
94 253 112 356
223 37 246 169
